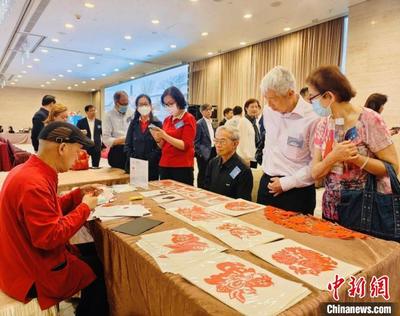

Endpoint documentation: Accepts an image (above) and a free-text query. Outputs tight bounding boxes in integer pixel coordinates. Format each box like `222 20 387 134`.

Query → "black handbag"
338 162 400 241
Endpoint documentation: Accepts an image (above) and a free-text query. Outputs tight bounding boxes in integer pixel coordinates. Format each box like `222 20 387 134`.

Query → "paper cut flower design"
272 247 338 276
164 233 209 254
217 223 261 239
177 206 223 221
204 262 273 303
225 201 256 211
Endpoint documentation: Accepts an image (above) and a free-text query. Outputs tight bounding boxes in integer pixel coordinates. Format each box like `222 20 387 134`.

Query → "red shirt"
139 119 150 134
160 112 196 168
0 155 95 309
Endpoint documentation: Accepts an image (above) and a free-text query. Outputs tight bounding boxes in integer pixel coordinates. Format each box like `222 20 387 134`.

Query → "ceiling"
0 0 364 92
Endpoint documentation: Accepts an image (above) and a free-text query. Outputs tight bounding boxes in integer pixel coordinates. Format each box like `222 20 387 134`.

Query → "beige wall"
0 87 100 130
346 0 400 156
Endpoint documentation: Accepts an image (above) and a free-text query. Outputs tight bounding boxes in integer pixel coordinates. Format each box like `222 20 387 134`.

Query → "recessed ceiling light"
101 73 106 76
129 62 135 65
170 44 177 48
240 41 247 45
90 77 96 80
67 86 72 90
17 75 22 78
74 84 79 87
14 79 19 82
65 23 74 29
76 64 83 67
40 84 45 87
84 2 95 8
58 74 64 77
124 35 132 40
51 78 56 81
33 58 40 62
89 56 96 60
130 76 135 79
207 52 213 56
82 81 87 84
201 32 208 36
371 20 376 25
10 82 15 85
46 81 50 84
114 68 119 72
283 27 291 31
91 88 96 92
21 70 27 74
190 0 198 2
243 13 253 19
51 38 59 43
104 47 111 51
27 65 33 68
40 49 48 53
67 69 72 73
151 19 160 24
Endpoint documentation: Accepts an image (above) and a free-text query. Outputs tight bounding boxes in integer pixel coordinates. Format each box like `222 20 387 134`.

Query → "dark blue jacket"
194 118 214 160
124 115 162 181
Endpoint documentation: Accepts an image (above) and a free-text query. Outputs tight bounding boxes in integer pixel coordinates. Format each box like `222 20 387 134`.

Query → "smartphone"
344 126 358 141
148 124 160 130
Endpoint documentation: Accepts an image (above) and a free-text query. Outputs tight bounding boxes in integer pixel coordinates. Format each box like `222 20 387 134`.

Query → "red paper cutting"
225 201 256 211
217 223 261 239
177 205 224 221
164 233 209 254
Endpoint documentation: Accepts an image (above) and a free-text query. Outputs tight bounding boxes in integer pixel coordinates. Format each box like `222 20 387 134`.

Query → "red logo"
328 274 346 301
204 262 273 303
272 247 338 276
217 223 261 239
177 206 223 221
370 275 390 300
164 233 209 254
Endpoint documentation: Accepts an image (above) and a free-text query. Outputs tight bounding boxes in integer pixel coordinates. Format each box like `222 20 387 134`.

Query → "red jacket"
0 155 96 309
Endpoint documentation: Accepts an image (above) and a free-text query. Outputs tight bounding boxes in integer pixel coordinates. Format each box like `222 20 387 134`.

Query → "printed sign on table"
207 198 265 216
130 158 148 189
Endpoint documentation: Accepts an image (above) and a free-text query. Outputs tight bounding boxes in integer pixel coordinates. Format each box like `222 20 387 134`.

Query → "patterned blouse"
314 107 393 221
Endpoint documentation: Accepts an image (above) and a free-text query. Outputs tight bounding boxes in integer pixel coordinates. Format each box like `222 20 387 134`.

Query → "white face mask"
137 106 151 116
167 104 179 116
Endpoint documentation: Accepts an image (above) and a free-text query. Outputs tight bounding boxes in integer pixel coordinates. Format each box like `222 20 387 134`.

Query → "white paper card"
207 198 265 216
139 190 171 198
130 158 148 189
112 184 137 193
250 239 362 290
152 194 184 205
91 204 150 218
199 218 283 250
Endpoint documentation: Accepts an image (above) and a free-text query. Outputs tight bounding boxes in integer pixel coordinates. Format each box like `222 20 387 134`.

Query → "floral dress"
314 108 393 221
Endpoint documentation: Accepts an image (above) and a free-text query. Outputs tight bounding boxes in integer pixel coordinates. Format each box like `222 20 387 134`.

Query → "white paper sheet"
199 195 235 206
207 198 265 216
249 239 363 290
91 204 150 218
162 199 199 210
130 158 149 189
136 228 227 273
152 194 184 205
176 189 218 200
112 184 137 193
198 218 283 250
150 179 186 190
139 190 171 198
179 253 311 316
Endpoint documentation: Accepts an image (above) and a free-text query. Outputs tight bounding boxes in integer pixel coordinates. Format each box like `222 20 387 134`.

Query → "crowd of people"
0 64 399 314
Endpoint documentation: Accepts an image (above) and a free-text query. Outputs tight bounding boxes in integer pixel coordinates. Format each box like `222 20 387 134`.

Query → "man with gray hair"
204 125 253 200
103 91 133 169
257 66 319 214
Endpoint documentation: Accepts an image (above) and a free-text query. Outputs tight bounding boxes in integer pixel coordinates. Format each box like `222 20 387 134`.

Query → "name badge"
97 124 101 129
174 120 184 129
287 135 304 148
229 166 241 179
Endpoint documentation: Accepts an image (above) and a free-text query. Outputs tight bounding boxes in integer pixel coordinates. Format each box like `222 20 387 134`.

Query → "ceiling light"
14 79 19 82
21 70 27 74
89 56 96 60
46 81 50 84
33 58 40 62
67 86 72 90
82 81 87 84
51 38 59 43
74 84 78 87
201 32 208 36
40 84 45 87
41 49 48 53
124 35 132 40
104 47 111 51
114 68 119 72
58 74 64 77
90 77 95 80
51 78 56 81
283 27 291 31
371 20 376 25
65 23 74 29
130 76 135 79
10 82 15 85
76 64 83 67
243 13 253 19
67 69 72 73
190 0 198 2
91 88 96 91
101 73 106 76
84 2 95 8
240 41 247 45
129 62 135 65
151 19 160 24
170 44 177 48
17 75 22 78
207 52 213 56
27 65 33 68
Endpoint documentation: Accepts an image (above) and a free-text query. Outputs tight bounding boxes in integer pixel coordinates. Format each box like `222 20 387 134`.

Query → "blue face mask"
118 105 128 114
311 99 331 117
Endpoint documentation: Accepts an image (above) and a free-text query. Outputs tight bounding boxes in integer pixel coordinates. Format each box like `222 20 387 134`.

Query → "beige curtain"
189 17 344 118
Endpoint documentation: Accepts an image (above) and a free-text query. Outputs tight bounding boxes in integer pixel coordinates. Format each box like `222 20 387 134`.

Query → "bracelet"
360 156 370 169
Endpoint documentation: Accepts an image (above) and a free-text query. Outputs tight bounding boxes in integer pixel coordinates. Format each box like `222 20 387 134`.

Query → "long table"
90 183 400 316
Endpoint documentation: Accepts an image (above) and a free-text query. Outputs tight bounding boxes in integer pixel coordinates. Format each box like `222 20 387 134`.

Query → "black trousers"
75 242 109 316
257 173 316 215
159 167 194 186
107 145 126 170
88 148 101 167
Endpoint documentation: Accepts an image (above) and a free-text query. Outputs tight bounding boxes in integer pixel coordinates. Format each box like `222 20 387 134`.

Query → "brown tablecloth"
91 184 400 316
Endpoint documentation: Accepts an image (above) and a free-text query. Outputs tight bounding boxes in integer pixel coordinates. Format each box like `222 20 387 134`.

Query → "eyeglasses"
214 138 233 145
309 91 326 102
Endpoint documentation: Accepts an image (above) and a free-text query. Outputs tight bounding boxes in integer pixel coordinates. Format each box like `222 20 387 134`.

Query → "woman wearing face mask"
150 86 196 185
124 94 162 180
308 65 399 222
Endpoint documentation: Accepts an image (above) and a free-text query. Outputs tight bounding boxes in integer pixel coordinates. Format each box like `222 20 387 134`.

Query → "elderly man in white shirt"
103 91 133 169
257 66 319 214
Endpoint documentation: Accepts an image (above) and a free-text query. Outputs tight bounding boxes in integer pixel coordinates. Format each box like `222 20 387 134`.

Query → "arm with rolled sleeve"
102 112 116 147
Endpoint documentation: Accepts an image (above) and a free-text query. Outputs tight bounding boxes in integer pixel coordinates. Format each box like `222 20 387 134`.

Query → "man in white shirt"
257 66 319 214
103 91 133 169
194 104 215 188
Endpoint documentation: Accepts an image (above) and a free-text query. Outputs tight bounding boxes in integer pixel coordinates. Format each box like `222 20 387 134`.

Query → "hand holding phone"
148 124 161 131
